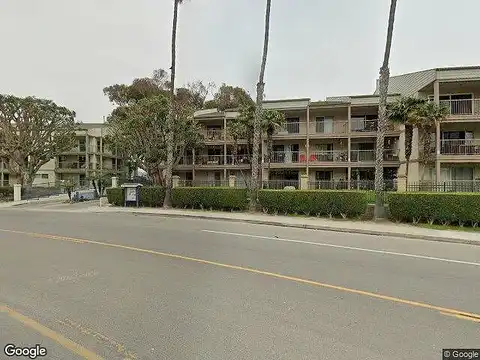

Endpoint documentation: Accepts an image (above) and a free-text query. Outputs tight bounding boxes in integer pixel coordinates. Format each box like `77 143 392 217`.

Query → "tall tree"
251 0 273 212
374 0 398 220
387 97 425 185
0 95 76 187
263 109 285 178
164 0 186 207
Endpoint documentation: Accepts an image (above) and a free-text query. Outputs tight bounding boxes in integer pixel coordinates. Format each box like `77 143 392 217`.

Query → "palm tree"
250 0 272 212
387 97 425 185
262 109 285 179
415 101 448 181
374 0 398 220
164 0 185 208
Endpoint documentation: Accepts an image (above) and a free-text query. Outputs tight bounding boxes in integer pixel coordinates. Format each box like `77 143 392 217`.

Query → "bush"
389 192 480 227
258 190 368 218
172 187 248 211
106 188 124 206
106 186 165 207
0 186 13 201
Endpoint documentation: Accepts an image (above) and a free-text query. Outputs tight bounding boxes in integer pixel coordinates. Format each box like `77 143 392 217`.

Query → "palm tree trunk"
404 124 413 187
250 0 272 212
267 133 273 180
374 0 397 220
163 0 179 208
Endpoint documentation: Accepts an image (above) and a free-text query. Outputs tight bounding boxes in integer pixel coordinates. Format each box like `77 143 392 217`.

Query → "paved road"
0 207 479 359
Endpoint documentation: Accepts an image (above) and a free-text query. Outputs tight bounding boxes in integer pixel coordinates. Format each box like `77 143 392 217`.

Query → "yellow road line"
440 311 480 322
1 227 480 323
0 304 103 360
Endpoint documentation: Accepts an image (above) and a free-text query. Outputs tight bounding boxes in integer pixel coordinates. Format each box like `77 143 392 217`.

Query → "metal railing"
178 179 229 187
350 150 375 162
269 151 302 164
203 128 224 141
407 180 480 192
262 180 299 189
226 155 250 165
383 149 400 161
195 155 225 166
351 119 378 132
57 162 86 169
439 99 480 116
440 139 480 155
276 122 301 134
309 150 348 162
308 179 397 191
313 120 348 134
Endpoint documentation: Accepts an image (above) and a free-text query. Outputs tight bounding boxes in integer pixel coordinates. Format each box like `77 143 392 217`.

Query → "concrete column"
172 175 180 188
229 175 236 188
433 80 440 104
13 184 21 202
111 176 118 188
436 122 441 182
300 174 309 190
306 104 310 177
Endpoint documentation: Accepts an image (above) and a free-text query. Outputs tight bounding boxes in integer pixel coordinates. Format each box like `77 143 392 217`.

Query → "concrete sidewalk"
0 194 70 208
88 206 480 246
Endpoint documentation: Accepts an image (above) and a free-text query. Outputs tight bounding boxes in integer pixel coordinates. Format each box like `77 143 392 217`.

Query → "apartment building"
0 123 125 187
171 66 480 190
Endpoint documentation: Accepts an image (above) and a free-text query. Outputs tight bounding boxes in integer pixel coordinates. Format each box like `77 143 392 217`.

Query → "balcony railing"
276 122 301 135
350 150 375 162
88 163 101 170
195 155 225 166
313 120 348 134
439 99 480 116
351 119 378 132
440 139 480 155
203 128 224 141
269 151 302 164
57 162 86 169
226 155 250 165
309 150 348 162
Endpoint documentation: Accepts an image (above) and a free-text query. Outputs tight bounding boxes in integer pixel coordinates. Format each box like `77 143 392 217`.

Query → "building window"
41 174 48 179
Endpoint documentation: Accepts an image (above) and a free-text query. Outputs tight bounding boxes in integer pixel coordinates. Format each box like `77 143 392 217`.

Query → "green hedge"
106 187 165 207
258 190 368 218
0 186 13 201
172 187 248 211
389 192 480 226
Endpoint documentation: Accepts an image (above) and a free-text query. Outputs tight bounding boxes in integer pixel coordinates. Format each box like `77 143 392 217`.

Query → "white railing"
276 122 301 134
269 151 302 163
309 150 348 162
313 120 348 134
226 155 250 165
350 150 375 162
439 99 480 116
351 119 378 132
441 139 480 155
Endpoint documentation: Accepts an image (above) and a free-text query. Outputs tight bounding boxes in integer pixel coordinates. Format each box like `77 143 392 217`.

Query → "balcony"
88 163 101 170
439 99 480 117
274 122 305 137
56 161 87 173
310 120 348 137
62 146 86 154
351 119 378 133
309 150 348 163
202 128 224 142
439 139 480 161
350 150 375 162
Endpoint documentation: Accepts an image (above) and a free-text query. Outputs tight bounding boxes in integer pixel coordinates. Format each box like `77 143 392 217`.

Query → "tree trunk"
163 0 179 208
250 0 272 212
267 133 273 181
374 0 397 220
404 124 413 186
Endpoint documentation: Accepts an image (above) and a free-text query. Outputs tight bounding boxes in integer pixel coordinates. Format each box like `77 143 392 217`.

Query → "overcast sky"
1 0 478 123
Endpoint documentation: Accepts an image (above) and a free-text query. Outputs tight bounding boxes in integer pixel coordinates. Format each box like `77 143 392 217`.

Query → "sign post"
121 183 143 207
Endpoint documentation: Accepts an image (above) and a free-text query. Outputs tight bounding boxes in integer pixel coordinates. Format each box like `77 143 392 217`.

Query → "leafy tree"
263 109 286 176
374 0 397 220
106 94 204 185
251 0 273 212
205 84 255 111
387 97 425 184
0 95 76 187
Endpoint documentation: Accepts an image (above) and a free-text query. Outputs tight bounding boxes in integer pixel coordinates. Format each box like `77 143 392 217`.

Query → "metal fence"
178 180 230 187
262 180 299 189
308 180 397 191
407 181 480 192
21 181 64 200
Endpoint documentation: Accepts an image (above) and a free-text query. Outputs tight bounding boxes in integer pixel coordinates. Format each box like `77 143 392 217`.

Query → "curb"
94 209 480 247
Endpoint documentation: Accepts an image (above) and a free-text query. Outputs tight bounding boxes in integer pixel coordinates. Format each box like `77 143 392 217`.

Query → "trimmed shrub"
389 192 480 227
171 187 248 211
0 186 13 201
106 188 124 206
258 190 369 218
140 187 165 207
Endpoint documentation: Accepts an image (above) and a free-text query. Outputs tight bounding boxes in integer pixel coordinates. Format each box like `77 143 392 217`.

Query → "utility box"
121 183 143 207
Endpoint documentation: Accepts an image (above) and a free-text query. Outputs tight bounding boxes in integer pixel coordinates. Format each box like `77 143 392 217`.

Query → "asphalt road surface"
0 206 479 359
